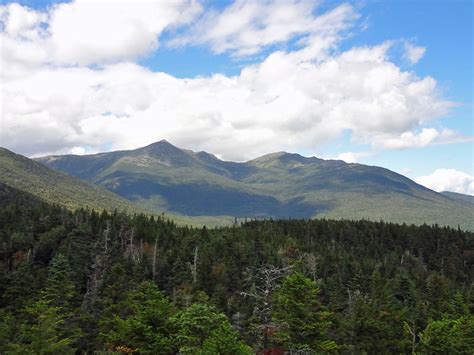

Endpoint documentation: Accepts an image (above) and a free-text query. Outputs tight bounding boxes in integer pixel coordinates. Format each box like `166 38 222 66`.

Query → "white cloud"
415 169 474 195
69 146 86 155
0 0 202 66
371 128 472 150
0 0 467 162
0 43 456 160
336 151 371 163
1 3 45 38
403 42 426 64
171 0 358 57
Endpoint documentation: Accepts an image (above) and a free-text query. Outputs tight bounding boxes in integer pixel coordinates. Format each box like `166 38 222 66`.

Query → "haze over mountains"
34 140 474 230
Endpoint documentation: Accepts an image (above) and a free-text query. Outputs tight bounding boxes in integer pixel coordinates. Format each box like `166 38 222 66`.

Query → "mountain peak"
143 139 174 148
249 151 322 166
136 140 197 166
139 140 182 153
29 141 474 230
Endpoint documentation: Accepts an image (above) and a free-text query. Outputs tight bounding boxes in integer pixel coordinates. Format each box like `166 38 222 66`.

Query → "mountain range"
0 147 233 226
30 140 474 230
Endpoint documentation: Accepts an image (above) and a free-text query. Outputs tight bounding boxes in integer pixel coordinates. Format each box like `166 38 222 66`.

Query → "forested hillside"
37 140 474 230
0 192 473 353
0 148 233 227
0 148 144 214
441 191 474 205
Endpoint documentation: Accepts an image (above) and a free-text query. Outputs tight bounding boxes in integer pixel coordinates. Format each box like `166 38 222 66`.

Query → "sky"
0 0 473 194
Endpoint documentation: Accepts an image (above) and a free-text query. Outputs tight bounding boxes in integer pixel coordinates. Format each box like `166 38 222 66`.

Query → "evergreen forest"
0 195 473 354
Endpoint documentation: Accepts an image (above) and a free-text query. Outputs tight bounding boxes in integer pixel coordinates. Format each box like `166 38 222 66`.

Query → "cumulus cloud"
415 169 474 195
0 0 202 67
403 42 426 64
1 43 455 160
0 0 467 161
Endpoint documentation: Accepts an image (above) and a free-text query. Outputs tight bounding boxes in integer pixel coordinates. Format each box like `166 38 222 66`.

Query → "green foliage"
0 148 150 214
200 322 253 354
420 315 474 353
6 299 77 354
101 281 173 354
425 272 452 319
272 271 336 350
0 310 17 353
41 253 78 311
170 303 248 354
0 195 472 353
2 260 37 312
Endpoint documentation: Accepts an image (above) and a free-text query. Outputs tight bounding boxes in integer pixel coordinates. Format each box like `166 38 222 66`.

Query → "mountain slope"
0 181 43 208
0 147 150 213
37 141 474 230
0 148 236 227
441 191 474 205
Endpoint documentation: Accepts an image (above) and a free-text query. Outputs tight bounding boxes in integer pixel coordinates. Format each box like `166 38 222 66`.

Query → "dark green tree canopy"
0 196 472 353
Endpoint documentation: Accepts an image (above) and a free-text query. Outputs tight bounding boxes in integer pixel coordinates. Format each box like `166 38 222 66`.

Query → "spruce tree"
272 271 337 351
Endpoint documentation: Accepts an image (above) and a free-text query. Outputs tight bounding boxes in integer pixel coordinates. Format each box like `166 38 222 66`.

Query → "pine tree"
41 253 83 348
7 299 77 354
170 303 249 354
101 281 173 354
201 321 252 354
41 253 78 312
2 260 37 312
272 271 337 351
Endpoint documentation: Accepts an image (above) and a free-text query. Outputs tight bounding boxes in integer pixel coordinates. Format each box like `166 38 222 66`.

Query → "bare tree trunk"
404 320 417 354
104 220 111 253
119 225 124 251
82 254 105 314
240 264 292 346
304 253 318 282
139 239 143 262
188 246 199 285
152 237 158 279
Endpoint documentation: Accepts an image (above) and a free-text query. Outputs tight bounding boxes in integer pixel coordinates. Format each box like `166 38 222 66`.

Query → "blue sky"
0 0 472 193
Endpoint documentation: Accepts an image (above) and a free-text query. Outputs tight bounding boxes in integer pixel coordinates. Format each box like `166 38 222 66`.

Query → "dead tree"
302 252 318 283
152 236 159 279
82 254 105 315
124 228 140 263
240 264 292 348
403 320 419 354
187 246 199 285
104 220 111 253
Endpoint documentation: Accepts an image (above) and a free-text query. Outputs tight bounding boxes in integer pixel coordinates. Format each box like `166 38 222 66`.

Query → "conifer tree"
101 281 173 354
170 303 249 354
41 253 78 312
7 299 77 354
272 271 337 351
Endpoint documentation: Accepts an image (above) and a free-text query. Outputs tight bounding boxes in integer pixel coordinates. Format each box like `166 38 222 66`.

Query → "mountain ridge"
34 141 474 230
0 147 237 227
